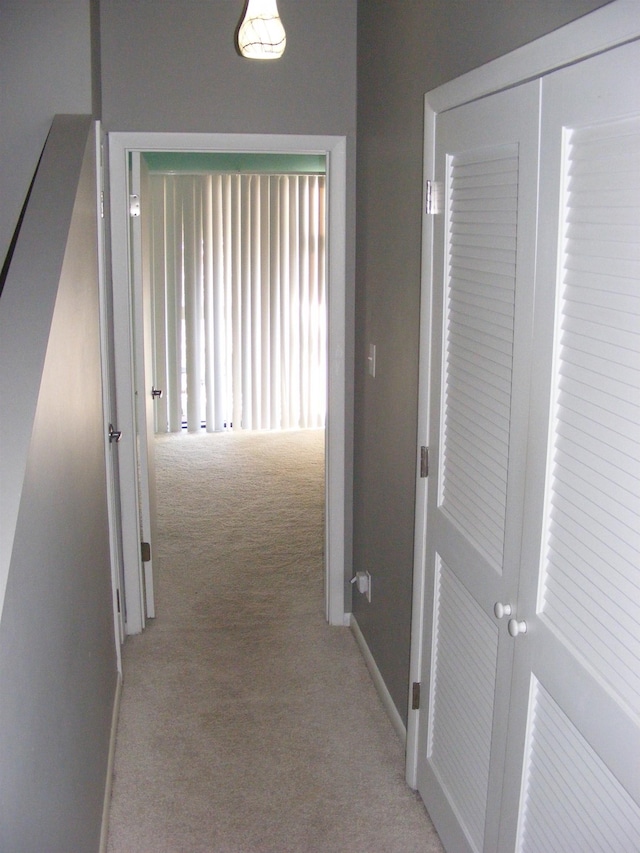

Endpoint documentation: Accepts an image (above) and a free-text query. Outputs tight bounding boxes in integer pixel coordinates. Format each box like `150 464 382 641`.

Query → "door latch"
129 194 140 217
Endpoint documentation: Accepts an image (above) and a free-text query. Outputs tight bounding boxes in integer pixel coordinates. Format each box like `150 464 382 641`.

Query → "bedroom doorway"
108 132 348 636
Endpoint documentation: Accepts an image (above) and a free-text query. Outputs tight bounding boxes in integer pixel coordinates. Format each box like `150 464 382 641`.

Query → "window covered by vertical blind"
149 173 326 432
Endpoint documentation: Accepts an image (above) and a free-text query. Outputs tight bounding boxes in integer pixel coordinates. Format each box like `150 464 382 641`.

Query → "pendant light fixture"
236 0 286 60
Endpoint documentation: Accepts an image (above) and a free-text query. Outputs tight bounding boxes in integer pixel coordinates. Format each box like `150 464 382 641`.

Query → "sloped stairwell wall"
0 116 117 853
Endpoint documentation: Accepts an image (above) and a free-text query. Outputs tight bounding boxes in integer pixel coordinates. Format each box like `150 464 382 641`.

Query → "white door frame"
406 0 640 788
108 131 348 634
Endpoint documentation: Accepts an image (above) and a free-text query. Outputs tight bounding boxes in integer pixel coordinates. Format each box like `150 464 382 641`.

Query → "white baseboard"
350 614 406 745
99 672 122 853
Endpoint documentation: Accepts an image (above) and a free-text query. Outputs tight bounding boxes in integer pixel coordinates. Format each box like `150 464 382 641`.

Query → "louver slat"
441 146 518 571
541 116 640 715
519 682 640 852
429 560 498 853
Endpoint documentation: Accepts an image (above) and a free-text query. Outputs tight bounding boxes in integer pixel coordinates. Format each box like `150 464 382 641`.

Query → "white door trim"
426 0 640 115
108 131 348 633
406 0 640 788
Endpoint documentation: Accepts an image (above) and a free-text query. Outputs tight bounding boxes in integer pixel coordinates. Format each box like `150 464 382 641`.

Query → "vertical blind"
149 172 327 432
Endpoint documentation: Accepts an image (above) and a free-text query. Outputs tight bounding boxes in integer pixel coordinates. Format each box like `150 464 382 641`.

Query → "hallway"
106 430 443 852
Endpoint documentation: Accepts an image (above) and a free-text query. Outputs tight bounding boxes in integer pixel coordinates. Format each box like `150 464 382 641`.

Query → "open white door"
109 147 160 634
96 121 125 661
130 152 159 619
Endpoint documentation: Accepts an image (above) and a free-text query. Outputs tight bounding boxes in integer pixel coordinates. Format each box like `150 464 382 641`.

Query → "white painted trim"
108 139 146 635
405 102 436 791
408 0 640 795
325 136 348 626
108 132 348 630
350 615 406 746
99 672 122 853
427 0 640 115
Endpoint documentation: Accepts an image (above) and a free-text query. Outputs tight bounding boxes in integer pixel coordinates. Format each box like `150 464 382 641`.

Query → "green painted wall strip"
142 151 326 175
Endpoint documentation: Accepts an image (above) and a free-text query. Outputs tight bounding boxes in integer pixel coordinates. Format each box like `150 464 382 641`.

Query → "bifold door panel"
418 80 541 853
500 41 640 852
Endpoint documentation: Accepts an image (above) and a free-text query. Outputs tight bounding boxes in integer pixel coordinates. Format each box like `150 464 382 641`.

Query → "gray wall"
101 0 358 586
0 4 113 848
353 0 613 724
0 0 100 274
100 0 357 137
0 120 117 852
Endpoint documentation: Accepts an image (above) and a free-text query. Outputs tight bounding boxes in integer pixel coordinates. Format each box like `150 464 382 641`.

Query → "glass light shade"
236 0 286 59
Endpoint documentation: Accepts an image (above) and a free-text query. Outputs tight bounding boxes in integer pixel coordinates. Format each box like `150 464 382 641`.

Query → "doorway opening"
108 132 348 637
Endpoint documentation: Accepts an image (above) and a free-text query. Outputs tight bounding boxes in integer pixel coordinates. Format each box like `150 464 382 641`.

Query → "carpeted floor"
106 429 443 853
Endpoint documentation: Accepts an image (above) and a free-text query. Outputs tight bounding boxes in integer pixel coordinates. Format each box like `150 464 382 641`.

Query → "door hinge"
141 541 151 563
130 194 140 218
425 180 441 215
100 190 104 219
412 681 421 711
116 588 121 614
420 446 429 478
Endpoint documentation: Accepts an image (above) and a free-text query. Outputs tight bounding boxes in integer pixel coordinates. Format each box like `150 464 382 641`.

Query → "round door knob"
494 602 512 619
508 618 527 638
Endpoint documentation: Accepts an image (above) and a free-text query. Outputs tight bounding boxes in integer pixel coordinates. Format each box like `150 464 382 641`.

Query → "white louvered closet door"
416 82 541 853
498 39 640 853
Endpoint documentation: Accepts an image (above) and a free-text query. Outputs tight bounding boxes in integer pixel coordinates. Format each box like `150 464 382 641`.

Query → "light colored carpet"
107 429 443 853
